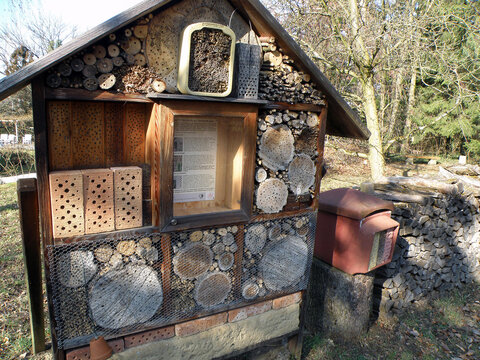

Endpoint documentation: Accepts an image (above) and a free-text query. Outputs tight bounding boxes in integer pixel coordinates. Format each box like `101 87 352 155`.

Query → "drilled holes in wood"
104 103 124 166
125 104 146 164
48 102 72 170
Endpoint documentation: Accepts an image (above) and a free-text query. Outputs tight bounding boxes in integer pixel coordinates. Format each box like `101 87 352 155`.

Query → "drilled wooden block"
125 103 146 164
47 101 73 170
112 167 143 230
49 171 85 238
82 169 114 234
72 102 105 168
104 102 125 166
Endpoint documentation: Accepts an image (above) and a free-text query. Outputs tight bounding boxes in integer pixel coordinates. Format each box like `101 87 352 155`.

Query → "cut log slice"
203 232 215 246
242 281 259 300
82 64 97 78
268 223 283 240
109 33 116 42
94 245 113 263
112 56 125 67
71 58 85 72
89 264 163 329
124 54 135 65
83 53 97 65
134 53 146 67
173 242 213 280
83 77 98 91
98 73 116 90
245 224 267 254
295 128 318 157
218 252 234 271
107 44 120 57
117 240 136 256
263 50 283 67
138 237 152 249
256 178 288 214
307 113 319 127
194 272 232 308
151 79 166 93
255 167 267 183
58 62 72 77
222 233 235 246
122 37 142 55
93 45 107 59
259 236 308 291
58 250 97 288
288 154 316 195
190 230 203 242
46 73 61 88
134 25 148 39
96 58 114 74
259 125 295 171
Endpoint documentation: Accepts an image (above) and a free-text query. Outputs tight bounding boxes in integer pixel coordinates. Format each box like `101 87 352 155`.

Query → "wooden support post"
17 178 45 354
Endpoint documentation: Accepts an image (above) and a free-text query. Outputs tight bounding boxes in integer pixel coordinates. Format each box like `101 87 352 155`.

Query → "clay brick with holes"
49 170 85 238
124 326 175 348
228 300 272 322
112 166 143 230
65 338 124 360
82 169 115 234
272 292 303 309
175 312 227 337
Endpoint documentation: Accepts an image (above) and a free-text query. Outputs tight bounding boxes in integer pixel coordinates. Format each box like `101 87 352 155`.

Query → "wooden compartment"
173 117 244 217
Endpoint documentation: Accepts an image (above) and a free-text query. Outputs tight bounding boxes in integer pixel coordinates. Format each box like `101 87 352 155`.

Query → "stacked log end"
258 40 324 105
368 175 480 315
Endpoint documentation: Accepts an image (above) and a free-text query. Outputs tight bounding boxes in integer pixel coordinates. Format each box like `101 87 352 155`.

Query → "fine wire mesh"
47 212 316 349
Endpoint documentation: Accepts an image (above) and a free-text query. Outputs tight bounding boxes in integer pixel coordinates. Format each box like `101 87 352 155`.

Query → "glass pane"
173 117 244 217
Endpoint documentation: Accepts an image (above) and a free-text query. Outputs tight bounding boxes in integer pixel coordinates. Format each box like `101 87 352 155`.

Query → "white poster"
173 119 217 203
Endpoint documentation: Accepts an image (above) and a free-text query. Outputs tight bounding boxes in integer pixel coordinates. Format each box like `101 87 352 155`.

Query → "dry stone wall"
371 180 480 314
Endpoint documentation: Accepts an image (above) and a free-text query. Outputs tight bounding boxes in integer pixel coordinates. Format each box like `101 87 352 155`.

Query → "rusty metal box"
315 188 399 274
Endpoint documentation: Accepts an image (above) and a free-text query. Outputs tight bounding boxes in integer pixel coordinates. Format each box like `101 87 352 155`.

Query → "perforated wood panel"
104 103 125 166
49 171 85 238
72 102 105 168
82 169 114 234
48 102 73 170
125 104 145 164
112 166 143 230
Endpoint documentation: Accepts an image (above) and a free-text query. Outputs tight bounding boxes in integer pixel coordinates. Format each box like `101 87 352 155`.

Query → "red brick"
272 292 303 309
228 300 273 322
175 312 227 337
65 338 124 360
124 326 175 348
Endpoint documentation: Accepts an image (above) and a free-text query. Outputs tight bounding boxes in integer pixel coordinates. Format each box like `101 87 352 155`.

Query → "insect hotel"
0 0 368 359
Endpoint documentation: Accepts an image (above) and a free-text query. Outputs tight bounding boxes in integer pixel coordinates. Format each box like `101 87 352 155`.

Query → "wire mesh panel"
241 212 316 301
47 212 316 350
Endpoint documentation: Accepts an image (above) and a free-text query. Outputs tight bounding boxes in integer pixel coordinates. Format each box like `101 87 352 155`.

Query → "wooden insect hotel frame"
0 0 368 359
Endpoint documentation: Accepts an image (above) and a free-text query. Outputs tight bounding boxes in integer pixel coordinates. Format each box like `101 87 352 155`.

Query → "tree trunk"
386 69 404 139
402 65 417 153
362 76 385 181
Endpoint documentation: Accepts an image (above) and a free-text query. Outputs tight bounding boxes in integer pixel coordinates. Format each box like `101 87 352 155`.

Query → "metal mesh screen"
234 43 261 99
47 212 315 349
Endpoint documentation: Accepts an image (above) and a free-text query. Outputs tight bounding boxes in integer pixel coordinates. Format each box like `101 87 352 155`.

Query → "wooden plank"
124 103 146 165
261 102 325 112
0 0 175 101
147 92 269 105
104 102 125 166
47 101 73 170
160 233 172 312
17 178 45 354
71 102 105 168
314 105 328 207
45 88 153 103
32 77 65 360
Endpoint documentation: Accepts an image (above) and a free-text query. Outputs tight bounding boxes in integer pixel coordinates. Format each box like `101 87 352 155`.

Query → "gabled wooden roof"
0 0 369 140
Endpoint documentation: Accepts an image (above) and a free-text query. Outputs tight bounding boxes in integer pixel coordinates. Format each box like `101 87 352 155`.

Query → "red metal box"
315 188 399 274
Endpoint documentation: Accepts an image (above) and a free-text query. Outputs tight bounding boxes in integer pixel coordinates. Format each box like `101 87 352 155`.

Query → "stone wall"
370 178 480 314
